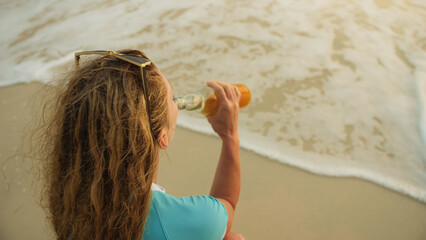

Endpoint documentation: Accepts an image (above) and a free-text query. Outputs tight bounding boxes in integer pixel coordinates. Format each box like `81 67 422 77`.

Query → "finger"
233 85 241 101
215 81 236 99
206 81 227 101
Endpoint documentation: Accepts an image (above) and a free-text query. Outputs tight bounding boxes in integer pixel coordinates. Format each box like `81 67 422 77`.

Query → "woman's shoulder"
152 190 229 225
145 188 228 240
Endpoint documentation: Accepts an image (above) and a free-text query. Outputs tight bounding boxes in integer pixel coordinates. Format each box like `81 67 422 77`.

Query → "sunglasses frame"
74 50 156 140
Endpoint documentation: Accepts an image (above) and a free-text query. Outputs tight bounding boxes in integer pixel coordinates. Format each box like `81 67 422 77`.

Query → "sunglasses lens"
122 55 150 65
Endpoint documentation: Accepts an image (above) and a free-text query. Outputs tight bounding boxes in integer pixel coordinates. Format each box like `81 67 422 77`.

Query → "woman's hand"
206 81 241 141
224 232 246 240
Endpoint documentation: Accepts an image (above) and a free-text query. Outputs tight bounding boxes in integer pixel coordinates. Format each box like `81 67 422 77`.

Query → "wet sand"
1 82 425 239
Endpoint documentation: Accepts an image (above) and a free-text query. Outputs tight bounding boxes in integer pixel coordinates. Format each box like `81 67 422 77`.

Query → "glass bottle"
173 84 251 116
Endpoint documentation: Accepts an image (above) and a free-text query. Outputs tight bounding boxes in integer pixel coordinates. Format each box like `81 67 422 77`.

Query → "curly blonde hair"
40 49 168 239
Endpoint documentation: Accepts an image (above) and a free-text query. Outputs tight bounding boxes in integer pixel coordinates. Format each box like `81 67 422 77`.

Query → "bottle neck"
173 85 214 112
173 97 187 110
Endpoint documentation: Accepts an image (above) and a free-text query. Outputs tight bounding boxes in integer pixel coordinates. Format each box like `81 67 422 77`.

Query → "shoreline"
1 82 425 239
176 118 426 205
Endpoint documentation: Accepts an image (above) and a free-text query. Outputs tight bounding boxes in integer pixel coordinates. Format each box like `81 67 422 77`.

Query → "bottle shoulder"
196 85 215 97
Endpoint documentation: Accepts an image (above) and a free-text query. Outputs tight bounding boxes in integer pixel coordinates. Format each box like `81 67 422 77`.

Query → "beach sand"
1 82 425 240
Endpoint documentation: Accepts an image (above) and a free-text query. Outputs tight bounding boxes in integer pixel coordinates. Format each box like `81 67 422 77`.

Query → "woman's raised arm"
206 81 243 239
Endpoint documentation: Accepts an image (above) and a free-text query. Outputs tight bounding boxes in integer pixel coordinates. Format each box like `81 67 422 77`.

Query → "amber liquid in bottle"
174 84 251 116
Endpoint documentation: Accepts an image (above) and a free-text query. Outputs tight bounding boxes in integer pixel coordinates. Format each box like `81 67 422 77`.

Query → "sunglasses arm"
74 51 114 68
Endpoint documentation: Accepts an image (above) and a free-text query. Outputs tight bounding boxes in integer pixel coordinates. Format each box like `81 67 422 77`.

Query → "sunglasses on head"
74 50 156 140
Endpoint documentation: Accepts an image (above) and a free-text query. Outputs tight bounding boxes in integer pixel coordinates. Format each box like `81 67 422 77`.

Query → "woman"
41 49 244 239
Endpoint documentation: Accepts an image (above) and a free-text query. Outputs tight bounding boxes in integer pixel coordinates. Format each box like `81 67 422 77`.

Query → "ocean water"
1 0 425 201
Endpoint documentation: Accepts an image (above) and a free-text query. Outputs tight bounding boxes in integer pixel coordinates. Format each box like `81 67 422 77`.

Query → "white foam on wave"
1 0 425 202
